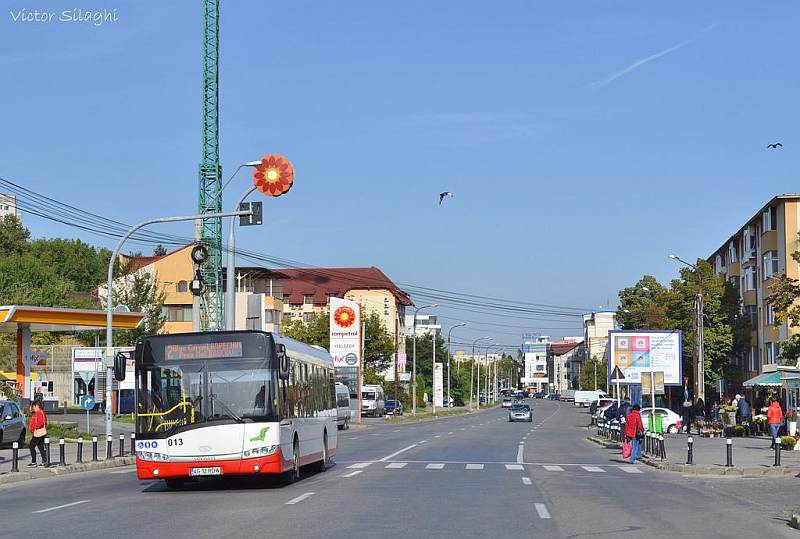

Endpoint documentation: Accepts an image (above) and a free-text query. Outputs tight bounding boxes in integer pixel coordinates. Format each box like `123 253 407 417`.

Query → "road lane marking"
418 440 427 444
426 463 445 469
392 429 401 432
543 465 564 472
434 435 441 438
286 492 315 505
350 437 360 440
618 466 643 473
343 470 363 477
582 466 605 473
33 500 90 513
109 468 136 474
522 477 532 485
465 463 484 470
385 462 407 469
505 464 524 470
516 444 524 463
379 444 417 462
448 432 454 435
534 503 551 519
348 462 372 469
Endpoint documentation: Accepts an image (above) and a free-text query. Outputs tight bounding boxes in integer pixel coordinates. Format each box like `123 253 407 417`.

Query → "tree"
111 272 166 346
154 244 168 256
616 276 669 330
580 357 608 391
0 253 75 306
363 312 395 375
0 215 29 256
28 238 111 292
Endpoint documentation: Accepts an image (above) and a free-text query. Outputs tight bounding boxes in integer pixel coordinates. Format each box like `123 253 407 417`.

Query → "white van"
574 390 610 407
361 384 385 417
335 382 351 430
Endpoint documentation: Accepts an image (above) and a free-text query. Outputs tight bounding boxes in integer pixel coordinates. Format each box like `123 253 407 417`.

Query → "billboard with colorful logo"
329 297 361 368
607 330 682 386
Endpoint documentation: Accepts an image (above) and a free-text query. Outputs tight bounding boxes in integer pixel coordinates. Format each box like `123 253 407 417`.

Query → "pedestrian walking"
738 395 752 434
694 397 705 434
767 398 783 449
27 401 48 468
624 404 645 464
681 378 693 433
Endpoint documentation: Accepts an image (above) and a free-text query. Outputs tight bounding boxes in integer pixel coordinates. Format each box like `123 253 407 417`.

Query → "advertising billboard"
329 297 361 368
608 330 682 386
433 362 444 408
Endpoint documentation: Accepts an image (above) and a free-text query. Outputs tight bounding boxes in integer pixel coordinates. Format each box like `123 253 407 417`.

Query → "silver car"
0 401 26 447
508 404 532 422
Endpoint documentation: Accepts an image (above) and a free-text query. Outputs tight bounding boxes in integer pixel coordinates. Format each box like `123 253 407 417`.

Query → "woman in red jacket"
28 401 48 468
624 404 644 464
767 398 783 450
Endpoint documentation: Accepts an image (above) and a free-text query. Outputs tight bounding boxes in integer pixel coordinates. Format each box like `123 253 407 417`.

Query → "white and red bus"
128 331 337 489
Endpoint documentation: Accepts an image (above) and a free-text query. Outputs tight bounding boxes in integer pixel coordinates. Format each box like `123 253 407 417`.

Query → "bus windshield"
362 391 376 401
137 356 278 435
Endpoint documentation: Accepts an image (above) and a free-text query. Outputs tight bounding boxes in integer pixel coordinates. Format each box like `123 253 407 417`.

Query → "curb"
0 456 135 486
586 436 800 477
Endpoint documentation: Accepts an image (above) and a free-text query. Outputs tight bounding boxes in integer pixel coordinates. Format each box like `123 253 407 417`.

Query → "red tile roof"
550 340 580 356
279 267 413 306
120 244 191 272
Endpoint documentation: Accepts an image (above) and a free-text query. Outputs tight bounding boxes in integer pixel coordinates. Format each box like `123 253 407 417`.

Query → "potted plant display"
786 410 798 437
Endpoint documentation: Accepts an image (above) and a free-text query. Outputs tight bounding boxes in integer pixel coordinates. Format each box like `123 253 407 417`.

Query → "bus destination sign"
165 341 243 360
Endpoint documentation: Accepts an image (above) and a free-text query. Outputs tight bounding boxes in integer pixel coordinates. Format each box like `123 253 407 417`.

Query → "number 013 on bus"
117 331 337 488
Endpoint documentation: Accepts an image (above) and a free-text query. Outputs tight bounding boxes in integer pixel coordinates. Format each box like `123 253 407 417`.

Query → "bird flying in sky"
438 192 453 205
767 142 783 149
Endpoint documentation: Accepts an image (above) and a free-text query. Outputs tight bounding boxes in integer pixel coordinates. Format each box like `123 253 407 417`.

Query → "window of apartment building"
762 206 778 232
176 280 188 293
745 305 758 328
749 346 758 372
291 303 302 310
326 293 337 304
164 305 192 322
302 312 315 323
536 364 546 372
743 225 758 259
762 251 779 279
715 254 725 273
303 294 315 304
765 304 776 326
765 342 778 365
728 241 738 264
728 276 739 291
743 266 757 291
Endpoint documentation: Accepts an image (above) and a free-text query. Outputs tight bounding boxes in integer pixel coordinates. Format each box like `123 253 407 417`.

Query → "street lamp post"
669 254 705 402
470 336 492 410
105 209 251 440
412 304 437 416
486 344 502 403
447 323 466 409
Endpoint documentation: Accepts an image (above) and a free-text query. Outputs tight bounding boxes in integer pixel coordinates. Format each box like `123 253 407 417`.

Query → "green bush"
780 436 797 450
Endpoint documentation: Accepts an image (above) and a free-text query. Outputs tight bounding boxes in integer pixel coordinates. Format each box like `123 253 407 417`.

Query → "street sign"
80 395 96 411
238 201 263 226
641 371 665 395
610 366 625 381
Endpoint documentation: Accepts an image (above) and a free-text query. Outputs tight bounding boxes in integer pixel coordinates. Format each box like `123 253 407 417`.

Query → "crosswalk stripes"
343 470 363 477
465 463 484 470
347 462 372 469
505 464 524 470
534 503 551 519
425 463 445 469
581 466 605 473
543 465 564 472
385 462 407 469
343 462 643 474
617 466 643 473
521 477 532 485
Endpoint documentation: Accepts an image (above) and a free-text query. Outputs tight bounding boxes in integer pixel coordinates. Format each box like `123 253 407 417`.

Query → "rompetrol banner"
329 297 361 368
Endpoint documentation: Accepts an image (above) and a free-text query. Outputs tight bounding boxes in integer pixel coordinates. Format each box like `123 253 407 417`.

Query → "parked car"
514 391 527 400
640 407 683 434
361 384 385 417
335 383 351 430
508 403 532 422
385 399 404 416
442 397 455 408
576 391 610 408
549 393 561 401
561 390 576 402
0 400 25 447
479 394 487 405
502 397 513 409
589 398 615 416
533 392 546 399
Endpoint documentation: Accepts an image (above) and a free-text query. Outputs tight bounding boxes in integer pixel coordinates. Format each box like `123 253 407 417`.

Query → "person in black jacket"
693 397 705 435
737 395 752 434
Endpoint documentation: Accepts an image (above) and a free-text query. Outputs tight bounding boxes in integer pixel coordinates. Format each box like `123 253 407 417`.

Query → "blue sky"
3 1 799 349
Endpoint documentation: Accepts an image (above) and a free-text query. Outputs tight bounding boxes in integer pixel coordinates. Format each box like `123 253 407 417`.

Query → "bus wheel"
282 440 300 485
164 478 184 490
316 432 329 473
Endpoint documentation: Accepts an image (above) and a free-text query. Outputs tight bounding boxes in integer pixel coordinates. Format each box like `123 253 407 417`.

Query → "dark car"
0 400 25 447
385 400 403 416
549 393 561 401
603 401 631 421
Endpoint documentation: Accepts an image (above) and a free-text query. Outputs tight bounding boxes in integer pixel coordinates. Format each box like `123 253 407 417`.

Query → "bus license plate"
190 466 222 476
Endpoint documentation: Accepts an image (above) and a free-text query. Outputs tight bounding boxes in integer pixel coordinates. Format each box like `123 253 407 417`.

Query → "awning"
743 371 782 387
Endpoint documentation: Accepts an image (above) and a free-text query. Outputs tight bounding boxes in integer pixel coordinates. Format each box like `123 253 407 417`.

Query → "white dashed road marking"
516 444 524 463
522 477 532 485
448 431 454 435
505 464 524 470
582 466 605 473
33 500 90 514
109 468 136 474
286 492 315 505
379 444 417 462
618 466 643 473
343 470 363 477
543 465 564 472
534 503 551 519
426 463 445 469
465 463 484 470
385 462 407 469
348 462 372 469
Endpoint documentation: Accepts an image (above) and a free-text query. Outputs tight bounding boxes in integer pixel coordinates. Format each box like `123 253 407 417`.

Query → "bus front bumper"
136 452 291 480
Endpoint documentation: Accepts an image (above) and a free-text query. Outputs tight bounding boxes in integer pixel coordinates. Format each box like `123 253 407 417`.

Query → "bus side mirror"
277 344 290 380
114 351 129 381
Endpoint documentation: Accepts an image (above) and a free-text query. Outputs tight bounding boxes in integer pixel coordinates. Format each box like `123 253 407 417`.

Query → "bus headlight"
242 445 279 458
137 451 170 462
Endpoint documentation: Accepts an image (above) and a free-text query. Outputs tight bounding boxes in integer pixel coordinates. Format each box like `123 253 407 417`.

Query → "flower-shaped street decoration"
253 154 294 197
333 305 356 329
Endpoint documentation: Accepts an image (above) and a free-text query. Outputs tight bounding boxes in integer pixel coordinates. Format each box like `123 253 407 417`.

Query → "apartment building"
521 336 550 393
549 339 584 392
583 310 617 362
404 314 441 338
708 195 800 381
0 194 19 221
279 267 412 352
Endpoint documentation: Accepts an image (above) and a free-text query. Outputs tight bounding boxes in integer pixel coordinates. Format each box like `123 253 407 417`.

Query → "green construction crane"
197 0 223 330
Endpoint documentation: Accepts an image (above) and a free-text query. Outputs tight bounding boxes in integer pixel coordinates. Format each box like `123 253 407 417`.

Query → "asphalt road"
1 400 797 538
